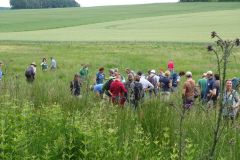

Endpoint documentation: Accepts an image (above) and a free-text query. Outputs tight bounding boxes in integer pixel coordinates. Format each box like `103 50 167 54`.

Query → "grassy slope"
0 9 239 42
0 2 240 32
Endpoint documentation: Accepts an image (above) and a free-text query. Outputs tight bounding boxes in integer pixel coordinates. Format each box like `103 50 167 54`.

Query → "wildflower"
211 31 217 38
228 138 235 145
207 45 213 52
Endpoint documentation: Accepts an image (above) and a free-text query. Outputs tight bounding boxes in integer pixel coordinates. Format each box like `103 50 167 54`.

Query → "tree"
10 0 80 9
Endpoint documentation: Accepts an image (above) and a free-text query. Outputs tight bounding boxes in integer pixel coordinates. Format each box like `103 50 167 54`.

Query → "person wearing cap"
198 73 207 101
182 71 195 109
25 62 37 82
205 71 215 103
147 69 159 97
109 74 128 106
79 64 89 80
50 57 57 70
209 74 220 107
159 70 172 100
41 58 48 71
96 67 105 85
70 74 82 97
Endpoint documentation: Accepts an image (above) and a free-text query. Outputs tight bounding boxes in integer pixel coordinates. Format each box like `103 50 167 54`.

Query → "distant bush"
10 0 80 9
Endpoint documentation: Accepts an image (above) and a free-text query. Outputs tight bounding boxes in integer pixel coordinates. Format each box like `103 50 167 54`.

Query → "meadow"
0 2 240 160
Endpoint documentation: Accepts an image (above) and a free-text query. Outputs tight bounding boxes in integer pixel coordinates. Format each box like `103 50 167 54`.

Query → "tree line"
10 0 79 9
180 0 240 1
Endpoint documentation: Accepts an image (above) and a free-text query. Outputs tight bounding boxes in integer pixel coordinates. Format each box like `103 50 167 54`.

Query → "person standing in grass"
0 62 3 80
41 58 48 71
222 80 240 120
50 57 57 70
79 64 89 80
109 74 128 106
170 71 180 92
159 70 172 101
182 71 195 109
198 73 207 102
168 60 174 74
210 74 220 107
124 74 134 103
147 70 159 97
96 67 105 84
124 74 134 92
137 71 154 96
70 74 82 97
129 75 144 109
25 62 37 82
125 68 135 77
205 71 215 105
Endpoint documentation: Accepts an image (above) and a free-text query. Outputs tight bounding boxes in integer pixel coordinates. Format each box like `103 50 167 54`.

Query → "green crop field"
0 2 240 160
0 2 240 42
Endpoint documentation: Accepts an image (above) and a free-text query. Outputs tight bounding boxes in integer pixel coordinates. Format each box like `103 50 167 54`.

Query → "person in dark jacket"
70 74 82 97
25 62 37 82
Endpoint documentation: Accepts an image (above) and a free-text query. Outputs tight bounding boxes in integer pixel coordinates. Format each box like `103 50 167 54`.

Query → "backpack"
148 76 158 87
194 87 199 98
102 79 113 91
232 78 240 91
133 82 144 101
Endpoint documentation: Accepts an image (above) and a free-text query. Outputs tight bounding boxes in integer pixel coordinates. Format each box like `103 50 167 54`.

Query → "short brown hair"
99 67 104 71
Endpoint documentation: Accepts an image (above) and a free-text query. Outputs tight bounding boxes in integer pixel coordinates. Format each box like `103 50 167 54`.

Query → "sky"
0 0 178 7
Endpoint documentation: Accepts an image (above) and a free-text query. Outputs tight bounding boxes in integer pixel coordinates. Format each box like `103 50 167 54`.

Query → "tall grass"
0 41 240 159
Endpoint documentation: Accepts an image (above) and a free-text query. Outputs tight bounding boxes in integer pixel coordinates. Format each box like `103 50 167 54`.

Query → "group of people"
91 66 188 109
1 57 238 119
24 57 57 82
69 60 240 119
40 57 57 71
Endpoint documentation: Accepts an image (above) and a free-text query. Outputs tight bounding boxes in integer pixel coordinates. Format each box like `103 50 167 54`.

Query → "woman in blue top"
96 67 105 84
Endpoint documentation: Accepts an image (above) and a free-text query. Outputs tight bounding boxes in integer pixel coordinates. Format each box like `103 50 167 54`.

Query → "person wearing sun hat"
159 70 172 101
25 62 37 82
205 70 215 102
148 69 159 97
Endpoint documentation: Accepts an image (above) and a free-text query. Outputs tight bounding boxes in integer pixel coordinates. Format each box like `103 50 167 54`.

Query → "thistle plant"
207 31 239 160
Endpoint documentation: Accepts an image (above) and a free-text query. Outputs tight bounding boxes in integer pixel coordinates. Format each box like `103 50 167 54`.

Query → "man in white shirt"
137 71 154 91
50 57 57 70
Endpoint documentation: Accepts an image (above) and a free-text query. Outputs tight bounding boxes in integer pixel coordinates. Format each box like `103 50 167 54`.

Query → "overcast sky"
0 0 178 7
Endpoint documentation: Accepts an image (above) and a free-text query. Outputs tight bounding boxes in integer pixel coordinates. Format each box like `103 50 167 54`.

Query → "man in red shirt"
109 74 128 106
